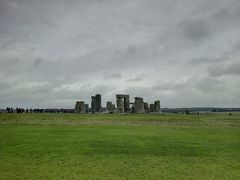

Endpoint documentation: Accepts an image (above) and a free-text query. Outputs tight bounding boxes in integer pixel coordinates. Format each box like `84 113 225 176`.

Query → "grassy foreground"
0 113 240 179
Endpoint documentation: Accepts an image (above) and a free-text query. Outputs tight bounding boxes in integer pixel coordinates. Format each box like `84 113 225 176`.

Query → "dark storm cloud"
179 18 211 42
0 0 240 108
210 3 240 27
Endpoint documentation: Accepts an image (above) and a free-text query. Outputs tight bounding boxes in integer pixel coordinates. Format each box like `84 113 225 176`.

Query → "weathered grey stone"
144 103 149 113
106 101 114 112
116 94 130 113
130 105 135 113
96 94 102 112
135 97 144 113
75 101 86 113
111 104 116 110
85 104 89 113
150 104 154 112
91 96 96 113
106 101 112 110
116 97 124 113
91 94 102 113
154 100 160 112
111 104 116 112
124 97 130 113
116 94 129 99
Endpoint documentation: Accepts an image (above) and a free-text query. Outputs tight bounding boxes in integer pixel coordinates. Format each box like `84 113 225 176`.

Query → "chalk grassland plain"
0 113 240 179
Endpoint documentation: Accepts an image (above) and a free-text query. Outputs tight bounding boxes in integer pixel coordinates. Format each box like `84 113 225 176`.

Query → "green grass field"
0 113 240 179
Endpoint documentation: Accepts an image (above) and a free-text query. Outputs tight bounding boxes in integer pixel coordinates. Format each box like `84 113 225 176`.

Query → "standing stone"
135 97 144 113
96 94 102 112
75 101 86 114
116 94 130 113
91 94 102 113
131 105 135 113
91 96 97 113
106 101 112 110
116 97 124 113
85 104 89 113
154 100 160 112
150 104 154 112
111 104 116 111
75 101 80 113
144 103 150 113
106 101 113 112
124 97 130 113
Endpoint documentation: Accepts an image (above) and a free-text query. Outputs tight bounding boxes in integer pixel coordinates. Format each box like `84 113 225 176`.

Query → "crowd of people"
5 107 74 113
6 107 14 113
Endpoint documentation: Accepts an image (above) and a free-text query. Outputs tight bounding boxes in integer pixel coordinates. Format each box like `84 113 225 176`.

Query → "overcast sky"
0 0 240 108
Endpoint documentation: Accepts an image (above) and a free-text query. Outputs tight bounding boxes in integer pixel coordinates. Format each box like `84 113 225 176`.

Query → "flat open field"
0 113 240 179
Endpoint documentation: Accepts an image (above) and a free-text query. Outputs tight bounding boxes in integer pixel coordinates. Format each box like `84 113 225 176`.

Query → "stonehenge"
150 104 155 112
144 103 150 113
85 104 89 113
91 96 96 113
134 97 144 113
95 94 102 112
106 101 112 111
106 101 115 113
91 94 102 113
116 94 130 113
75 93 160 114
75 101 86 113
154 101 160 112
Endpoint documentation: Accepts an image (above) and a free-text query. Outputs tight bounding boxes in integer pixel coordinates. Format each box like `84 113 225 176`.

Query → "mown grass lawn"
0 113 240 179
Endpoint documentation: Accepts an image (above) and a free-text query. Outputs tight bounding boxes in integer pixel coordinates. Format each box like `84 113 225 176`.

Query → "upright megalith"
106 101 114 113
112 104 116 110
91 94 102 113
124 97 130 112
150 104 154 112
131 105 135 113
96 94 102 112
75 101 86 113
106 101 112 111
116 94 130 113
154 100 160 112
116 97 124 113
135 97 144 113
85 104 89 113
144 103 150 113
91 96 97 113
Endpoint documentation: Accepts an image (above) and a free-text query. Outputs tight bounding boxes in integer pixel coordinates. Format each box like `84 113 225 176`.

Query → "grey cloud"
228 41 240 55
189 57 227 65
208 62 240 77
126 77 143 82
193 77 226 93
33 58 45 66
0 81 11 90
211 8 230 20
210 3 240 26
0 0 240 108
178 18 211 42
104 72 122 80
152 81 188 91
0 79 116 108
122 86 156 101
